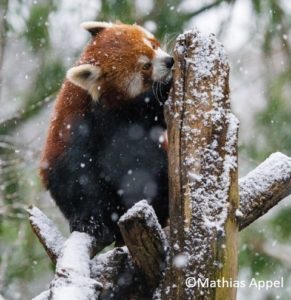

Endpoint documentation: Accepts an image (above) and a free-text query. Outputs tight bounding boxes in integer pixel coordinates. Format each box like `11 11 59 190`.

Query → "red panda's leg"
46 154 118 249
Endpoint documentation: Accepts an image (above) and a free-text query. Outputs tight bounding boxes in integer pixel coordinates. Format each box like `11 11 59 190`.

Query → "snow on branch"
29 151 291 300
238 152 291 230
90 247 141 299
29 202 167 299
31 231 102 300
28 207 102 300
48 232 102 300
28 206 65 263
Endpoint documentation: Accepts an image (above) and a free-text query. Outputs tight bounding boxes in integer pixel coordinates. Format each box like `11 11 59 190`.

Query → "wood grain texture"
158 29 239 300
118 200 168 290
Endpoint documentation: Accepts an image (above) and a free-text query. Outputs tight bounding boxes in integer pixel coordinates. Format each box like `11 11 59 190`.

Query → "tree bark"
118 200 168 289
238 152 291 230
91 246 146 300
157 29 239 300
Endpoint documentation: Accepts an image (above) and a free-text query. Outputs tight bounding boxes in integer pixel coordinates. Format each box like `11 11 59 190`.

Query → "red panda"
40 21 173 251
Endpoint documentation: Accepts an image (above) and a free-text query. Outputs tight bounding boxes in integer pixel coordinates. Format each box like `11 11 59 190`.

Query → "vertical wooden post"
158 30 239 299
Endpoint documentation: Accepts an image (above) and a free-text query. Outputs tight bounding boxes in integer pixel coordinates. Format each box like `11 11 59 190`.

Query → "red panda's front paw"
70 215 115 249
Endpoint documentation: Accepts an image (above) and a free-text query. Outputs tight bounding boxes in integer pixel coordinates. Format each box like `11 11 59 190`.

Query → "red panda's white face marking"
66 22 174 104
152 47 173 82
138 55 150 64
127 73 143 98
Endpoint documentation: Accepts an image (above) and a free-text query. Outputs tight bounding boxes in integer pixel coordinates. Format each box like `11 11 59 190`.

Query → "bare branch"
0 93 56 135
238 152 291 230
0 0 8 101
184 0 228 19
28 206 65 264
261 242 291 269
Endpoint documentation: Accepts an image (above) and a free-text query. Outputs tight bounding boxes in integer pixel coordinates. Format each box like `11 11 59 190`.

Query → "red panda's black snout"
65 22 174 104
40 21 173 252
165 57 174 69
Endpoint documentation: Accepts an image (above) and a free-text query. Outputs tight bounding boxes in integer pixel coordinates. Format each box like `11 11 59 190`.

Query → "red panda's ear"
66 64 101 101
81 21 114 36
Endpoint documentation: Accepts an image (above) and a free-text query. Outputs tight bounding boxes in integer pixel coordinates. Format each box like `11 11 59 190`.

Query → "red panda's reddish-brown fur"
40 24 163 188
40 82 91 187
40 22 173 250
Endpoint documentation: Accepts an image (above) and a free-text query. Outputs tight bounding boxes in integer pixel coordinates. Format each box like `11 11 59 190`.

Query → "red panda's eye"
143 62 152 70
152 43 157 50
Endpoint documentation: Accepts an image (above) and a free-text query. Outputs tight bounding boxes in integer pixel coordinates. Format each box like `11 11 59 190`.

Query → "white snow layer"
28 206 65 257
119 200 168 247
51 232 102 300
29 209 102 299
239 152 291 205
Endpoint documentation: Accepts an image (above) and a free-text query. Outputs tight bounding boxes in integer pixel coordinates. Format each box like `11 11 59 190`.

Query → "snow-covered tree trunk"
157 30 239 300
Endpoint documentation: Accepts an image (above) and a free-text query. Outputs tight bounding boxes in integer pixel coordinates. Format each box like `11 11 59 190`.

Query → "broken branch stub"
118 200 168 290
159 29 239 299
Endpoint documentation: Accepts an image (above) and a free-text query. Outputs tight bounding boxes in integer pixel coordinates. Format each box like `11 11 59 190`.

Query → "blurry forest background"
1 0 291 299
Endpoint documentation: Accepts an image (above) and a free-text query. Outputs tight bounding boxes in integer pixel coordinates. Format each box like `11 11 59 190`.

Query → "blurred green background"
1 0 291 299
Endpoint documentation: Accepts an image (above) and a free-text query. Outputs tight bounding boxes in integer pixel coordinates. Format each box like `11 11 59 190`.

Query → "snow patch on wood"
28 206 65 259
50 232 102 300
91 246 129 278
240 152 291 200
119 199 167 246
239 152 291 229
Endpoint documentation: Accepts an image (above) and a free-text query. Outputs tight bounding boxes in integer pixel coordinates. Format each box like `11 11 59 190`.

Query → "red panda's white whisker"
152 82 160 105
153 82 163 106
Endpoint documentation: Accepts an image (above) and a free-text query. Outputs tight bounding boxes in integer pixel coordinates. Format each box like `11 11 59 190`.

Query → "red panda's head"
66 22 174 105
